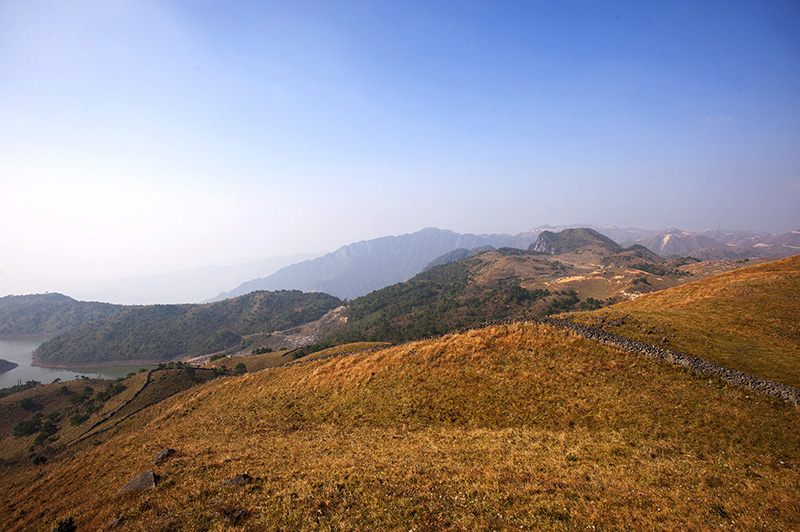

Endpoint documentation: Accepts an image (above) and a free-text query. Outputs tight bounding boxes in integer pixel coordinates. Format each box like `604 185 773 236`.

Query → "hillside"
323 237 741 345
567 254 800 388
0 293 126 337
33 291 341 366
2 322 798 530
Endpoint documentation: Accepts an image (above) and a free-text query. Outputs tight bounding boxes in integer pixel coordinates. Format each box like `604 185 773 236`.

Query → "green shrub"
17 397 40 411
53 517 76 532
69 413 90 426
13 413 43 437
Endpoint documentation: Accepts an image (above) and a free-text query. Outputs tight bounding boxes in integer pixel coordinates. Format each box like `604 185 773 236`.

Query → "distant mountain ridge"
212 226 800 302
211 228 543 301
628 229 800 260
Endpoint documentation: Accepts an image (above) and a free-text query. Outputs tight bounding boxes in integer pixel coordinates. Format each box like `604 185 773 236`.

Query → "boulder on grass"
153 448 176 465
220 474 251 487
117 471 156 496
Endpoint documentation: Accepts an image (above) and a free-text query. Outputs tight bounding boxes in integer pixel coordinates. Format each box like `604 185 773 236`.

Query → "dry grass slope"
2 323 798 531
567 254 800 388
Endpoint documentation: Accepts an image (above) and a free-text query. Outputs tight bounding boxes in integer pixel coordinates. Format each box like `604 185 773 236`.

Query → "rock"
153 448 176 465
108 517 123 528
117 471 157 496
223 509 248 524
220 474 251 487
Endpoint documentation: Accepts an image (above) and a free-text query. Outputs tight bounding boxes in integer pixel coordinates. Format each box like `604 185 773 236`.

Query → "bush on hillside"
13 413 43 437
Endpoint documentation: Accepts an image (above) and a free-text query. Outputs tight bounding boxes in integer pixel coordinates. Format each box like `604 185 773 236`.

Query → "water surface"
0 336 154 389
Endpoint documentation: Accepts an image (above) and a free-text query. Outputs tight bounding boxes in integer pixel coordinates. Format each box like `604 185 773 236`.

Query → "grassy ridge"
567 254 800 388
3 323 798 530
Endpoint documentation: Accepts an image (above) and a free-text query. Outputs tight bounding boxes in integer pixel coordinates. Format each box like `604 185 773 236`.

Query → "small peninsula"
0 358 19 374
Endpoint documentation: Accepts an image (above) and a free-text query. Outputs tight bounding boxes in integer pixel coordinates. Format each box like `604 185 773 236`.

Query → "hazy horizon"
2 2 799 298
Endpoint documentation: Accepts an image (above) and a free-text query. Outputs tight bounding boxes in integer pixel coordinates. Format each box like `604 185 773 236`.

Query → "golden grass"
567 254 800 388
300 342 391 362
203 350 293 372
2 323 799 531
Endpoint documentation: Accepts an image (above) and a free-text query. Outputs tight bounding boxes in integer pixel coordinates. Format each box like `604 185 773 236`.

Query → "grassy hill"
33 291 341 366
1 322 798 530
0 293 126 337
567 254 800 389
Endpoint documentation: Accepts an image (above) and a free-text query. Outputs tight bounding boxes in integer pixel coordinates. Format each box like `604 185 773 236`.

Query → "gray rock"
220 474 251 487
117 471 157 496
153 448 176 465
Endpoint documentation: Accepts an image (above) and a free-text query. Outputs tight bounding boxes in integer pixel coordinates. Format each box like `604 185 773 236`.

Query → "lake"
0 336 155 389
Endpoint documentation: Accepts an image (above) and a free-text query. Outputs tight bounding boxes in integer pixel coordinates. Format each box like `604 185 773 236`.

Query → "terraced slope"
567 254 800 388
2 323 798 531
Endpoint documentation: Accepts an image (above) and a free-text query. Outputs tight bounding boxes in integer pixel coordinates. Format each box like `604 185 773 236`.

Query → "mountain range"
22 227 774 367
211 225 800 302
210 227 541 301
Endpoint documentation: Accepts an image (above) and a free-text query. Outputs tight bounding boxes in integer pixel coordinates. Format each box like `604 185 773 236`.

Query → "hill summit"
529 228 623 254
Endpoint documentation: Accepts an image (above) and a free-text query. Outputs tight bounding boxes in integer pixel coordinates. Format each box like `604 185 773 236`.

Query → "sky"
1 0 799 296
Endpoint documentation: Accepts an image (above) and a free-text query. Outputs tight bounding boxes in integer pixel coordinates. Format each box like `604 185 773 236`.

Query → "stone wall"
538 317 800 407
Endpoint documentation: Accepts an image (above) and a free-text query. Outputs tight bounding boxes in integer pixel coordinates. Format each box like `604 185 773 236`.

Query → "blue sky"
1 0 799 292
